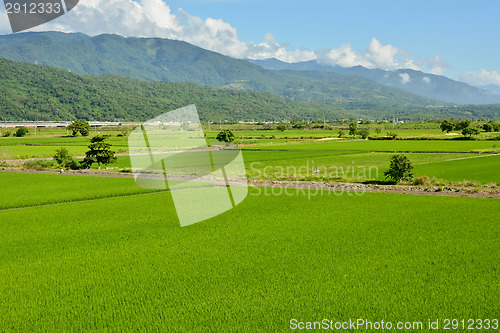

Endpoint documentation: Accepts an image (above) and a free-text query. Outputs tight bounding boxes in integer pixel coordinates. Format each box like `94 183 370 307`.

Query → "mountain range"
0 31 499 121
250 59 500 105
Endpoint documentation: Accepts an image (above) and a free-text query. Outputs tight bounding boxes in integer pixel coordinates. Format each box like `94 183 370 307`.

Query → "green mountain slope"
0 58 342 122
1 58 498 122
0 32 442 110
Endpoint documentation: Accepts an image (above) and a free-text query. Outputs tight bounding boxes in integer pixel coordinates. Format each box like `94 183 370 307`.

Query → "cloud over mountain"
0 0 448 74
462 69 500 87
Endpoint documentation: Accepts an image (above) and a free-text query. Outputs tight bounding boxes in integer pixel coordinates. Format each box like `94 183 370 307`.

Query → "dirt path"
1 167 498 199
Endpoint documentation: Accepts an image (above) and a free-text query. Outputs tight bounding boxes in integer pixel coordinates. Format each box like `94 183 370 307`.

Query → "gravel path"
1 167 498 199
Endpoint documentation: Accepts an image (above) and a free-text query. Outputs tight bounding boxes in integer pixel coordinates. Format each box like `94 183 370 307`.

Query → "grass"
242 150 488 182
413 154 500 185
1 127 498 185
0 183 498 331
247 139 500 152
0 172 161 210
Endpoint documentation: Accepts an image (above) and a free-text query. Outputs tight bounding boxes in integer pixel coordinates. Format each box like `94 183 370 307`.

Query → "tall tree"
384 154 414 183
349 122 358 137
81 135 116 169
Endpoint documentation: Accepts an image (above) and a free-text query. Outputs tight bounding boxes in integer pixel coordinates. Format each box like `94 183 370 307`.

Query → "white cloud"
426 55 449 75
422 76 431 84
462 69 500 87
317 37 426 71
399 73 411 84
366 38 399 69
14 0 315 62
0 0 451 74
319 43 373 68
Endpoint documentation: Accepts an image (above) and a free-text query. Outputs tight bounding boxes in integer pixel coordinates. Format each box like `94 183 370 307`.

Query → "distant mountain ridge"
0 31 499 120
250 58 500 105
0 31 441 111
0 57 498 121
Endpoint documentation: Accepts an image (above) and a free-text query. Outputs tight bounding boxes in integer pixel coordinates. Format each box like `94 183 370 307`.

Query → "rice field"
0 178 498 331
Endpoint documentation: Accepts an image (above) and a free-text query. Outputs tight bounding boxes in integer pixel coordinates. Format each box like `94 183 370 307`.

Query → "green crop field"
248 139 500 153
413 155 500 185
0 172 160 210
0 174 498 331
2 126 499 184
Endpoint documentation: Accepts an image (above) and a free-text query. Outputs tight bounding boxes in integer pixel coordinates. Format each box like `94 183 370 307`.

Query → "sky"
0 0 499 87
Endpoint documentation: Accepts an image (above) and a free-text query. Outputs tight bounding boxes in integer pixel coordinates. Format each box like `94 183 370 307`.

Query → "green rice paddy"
0 181 498 331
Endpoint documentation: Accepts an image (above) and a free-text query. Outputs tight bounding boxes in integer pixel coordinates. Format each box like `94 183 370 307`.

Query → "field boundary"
0 191 168 212
249 180 500 199
370 150 499 154
414 153 499 165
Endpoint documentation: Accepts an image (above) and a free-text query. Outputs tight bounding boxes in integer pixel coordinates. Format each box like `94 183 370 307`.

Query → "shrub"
68 159 80 170
386 132 398 139
413 176 430 186
53 148 71 164
23 159 56 170
14 127 29 137
2 131 11 137
359 128 370 139
276 124 287 132
216 129 235 143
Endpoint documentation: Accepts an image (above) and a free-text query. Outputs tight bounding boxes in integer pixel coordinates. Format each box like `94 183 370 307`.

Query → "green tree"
54 147 79 169
81 135 116 169
14 127 29 137
462 126 480 138
359 128 370 139
386 132 398 139
276 123 287 132
67 120 91 136
216 129 235 144
349 122 358 137
482 123 494 132
455 120 471 130
53 147 71 164
384 154 414 183
440 120 455 133
338 130 345 138
375 127 382 136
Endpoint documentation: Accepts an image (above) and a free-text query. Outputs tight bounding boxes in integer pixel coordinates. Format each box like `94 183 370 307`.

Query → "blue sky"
1 0 499 85
164 0 499 80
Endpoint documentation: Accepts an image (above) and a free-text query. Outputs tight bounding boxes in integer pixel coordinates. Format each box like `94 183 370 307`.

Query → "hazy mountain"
0 32 441 111
479 85 500 96
251 59 500 105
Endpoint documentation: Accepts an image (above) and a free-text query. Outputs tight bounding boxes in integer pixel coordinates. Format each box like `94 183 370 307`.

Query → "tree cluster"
439 119 499 138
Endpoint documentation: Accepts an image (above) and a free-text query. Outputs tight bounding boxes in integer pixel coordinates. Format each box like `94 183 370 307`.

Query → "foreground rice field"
0 174 498 331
